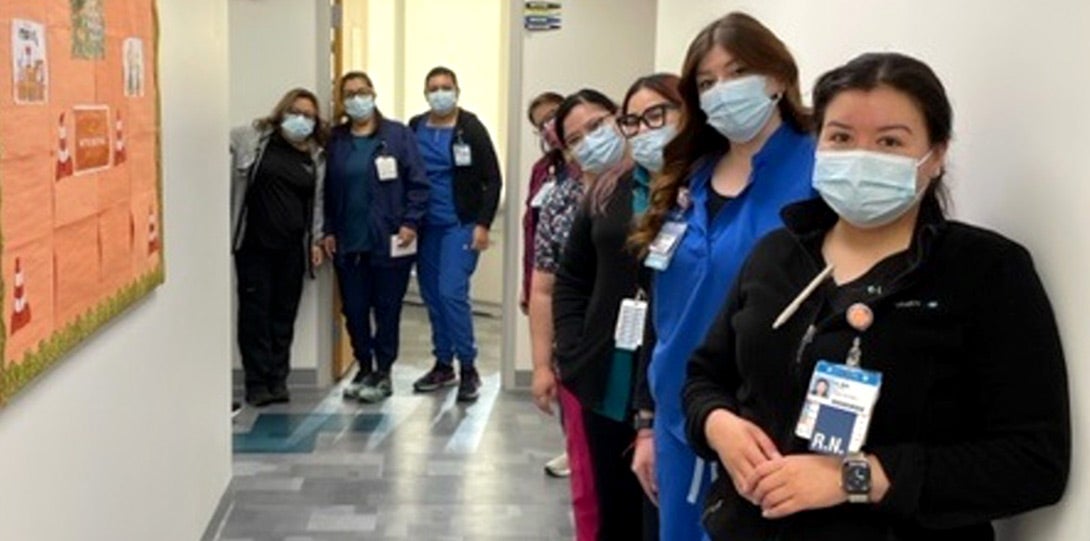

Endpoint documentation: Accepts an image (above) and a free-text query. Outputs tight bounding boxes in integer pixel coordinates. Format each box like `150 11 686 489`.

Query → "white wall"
228 0 335 385
508 0 659 374
0 0 232 539
655 1 1090 539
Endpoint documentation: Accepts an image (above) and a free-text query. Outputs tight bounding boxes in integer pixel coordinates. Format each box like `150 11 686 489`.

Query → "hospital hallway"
208 305 573 540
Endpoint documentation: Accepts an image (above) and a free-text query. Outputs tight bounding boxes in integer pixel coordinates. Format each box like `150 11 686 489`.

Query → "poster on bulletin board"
0 0 163 407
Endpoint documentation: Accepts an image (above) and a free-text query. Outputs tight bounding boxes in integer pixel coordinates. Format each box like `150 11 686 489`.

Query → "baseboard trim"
232 368 319 389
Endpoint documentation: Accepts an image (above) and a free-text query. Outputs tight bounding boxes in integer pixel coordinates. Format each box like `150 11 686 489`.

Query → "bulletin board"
0 0 162 407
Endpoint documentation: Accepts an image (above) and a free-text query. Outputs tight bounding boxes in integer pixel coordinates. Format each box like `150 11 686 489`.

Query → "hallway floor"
207 305 572 540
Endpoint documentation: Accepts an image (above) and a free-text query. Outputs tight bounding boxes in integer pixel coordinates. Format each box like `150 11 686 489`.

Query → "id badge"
530 180 556 209
376 156 398 181
644 221 688 271
795 360 882 456
613 298 648 351
453 143 472 166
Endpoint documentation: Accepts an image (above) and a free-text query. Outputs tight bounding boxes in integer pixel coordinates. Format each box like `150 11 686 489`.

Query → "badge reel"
644 189 691 271
530 179 556 209
453 142 472 166
376 155 398 181
613 293 648 352
794 303 883 456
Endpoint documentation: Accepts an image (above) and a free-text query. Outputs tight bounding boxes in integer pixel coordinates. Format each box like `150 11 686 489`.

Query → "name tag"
376 156 398 181
453 143 472 166
613 298 648 351
644 221 688 271
795 360 882 456
530 180 556 209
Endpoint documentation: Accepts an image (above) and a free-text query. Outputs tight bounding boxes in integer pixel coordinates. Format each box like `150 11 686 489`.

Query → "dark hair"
527 91 564 124
336 71 383 125
621 73 683 116
813 52 953 210
555 89 630 215
633 12 809 254
253 87 329 146
425 66 459 88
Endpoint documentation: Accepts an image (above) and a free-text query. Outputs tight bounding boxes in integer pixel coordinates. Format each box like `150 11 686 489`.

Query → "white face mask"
699 75 779 143
812 149 934 228
426 89 457 114
573 121 626 174
629 125 677 173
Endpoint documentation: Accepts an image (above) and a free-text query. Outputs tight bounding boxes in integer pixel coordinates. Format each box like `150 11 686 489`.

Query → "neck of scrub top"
427 108 458 127
350 115 377 136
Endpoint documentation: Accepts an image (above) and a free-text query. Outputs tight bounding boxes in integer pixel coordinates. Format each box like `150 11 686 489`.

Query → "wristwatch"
842 453 871 503
633 413 654 431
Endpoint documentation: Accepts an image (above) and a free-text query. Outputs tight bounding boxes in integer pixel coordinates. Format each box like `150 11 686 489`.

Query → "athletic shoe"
413 364 458 392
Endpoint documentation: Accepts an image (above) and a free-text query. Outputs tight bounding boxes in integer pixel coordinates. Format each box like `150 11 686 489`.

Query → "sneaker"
413 364 458 392
357 371 393 403
245 388 275 407
343 367 372 399
269 384 291 404
231 401 243 418
544 452 570 478
456 368 481 402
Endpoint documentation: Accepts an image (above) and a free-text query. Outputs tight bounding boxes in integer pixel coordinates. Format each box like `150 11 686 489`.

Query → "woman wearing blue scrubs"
323 71 429 403
630 12 815 540
408 66 502 403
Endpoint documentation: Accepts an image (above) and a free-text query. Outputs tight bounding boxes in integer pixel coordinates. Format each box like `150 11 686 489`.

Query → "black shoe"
344 365 374 399
245 388 275 407
457 368 481 402
269 384 291 404
413 364 458 392
231 401 243 418
357 371 393 403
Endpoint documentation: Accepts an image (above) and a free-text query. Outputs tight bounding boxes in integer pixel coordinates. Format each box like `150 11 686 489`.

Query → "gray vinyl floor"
206 304 573 541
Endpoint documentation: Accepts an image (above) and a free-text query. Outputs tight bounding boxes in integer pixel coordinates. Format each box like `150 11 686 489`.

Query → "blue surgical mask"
700 75 779 143
629 125 677 173
574 121 626 174
812 149 933 228
344 95 375 121
280 113 315 142
427 89 458 114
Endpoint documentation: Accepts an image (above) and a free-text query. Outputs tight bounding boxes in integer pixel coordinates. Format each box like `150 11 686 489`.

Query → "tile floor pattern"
208 305 574 541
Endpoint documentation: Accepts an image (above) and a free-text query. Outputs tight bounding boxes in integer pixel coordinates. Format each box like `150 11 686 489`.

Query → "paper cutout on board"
123 38 145 97
12 19 48 104
73 105 111 174
71 0 106 59
9 258 32 334
56 113 74 180
114 112 127 164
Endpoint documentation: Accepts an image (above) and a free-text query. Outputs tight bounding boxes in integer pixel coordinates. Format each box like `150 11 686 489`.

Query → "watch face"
843 461 871 494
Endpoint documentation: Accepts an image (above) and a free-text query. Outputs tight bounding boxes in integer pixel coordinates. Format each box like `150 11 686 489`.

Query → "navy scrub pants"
417 222 479 368
333 252 413 374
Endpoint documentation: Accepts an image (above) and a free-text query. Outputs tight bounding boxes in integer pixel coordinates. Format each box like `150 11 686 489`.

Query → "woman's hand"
471 225 490 251
530 366 558 415
631 429 658 505
748 455 845 519
310 245 324 267
321 235 337 258
396 226 417 248
704 409 781 503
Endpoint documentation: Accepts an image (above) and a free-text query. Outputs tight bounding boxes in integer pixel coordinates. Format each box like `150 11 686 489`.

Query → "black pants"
235 243 305 395
582 407 659 541
333 252 413 374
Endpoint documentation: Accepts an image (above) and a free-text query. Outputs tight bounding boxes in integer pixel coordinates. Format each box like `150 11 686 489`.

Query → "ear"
928 142 949 179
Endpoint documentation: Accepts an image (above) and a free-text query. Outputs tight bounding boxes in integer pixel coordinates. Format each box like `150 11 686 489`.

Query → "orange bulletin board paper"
0 1 162 408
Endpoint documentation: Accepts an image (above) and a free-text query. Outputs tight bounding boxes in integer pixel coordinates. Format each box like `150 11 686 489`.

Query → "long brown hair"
631 12 809 253
253 87 329 146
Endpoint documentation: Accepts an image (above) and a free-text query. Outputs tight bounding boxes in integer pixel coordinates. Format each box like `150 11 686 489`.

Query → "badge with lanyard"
794 302 883 456
613 290 649 352
644 187 692 271
453 132 472 166
530 167 557 209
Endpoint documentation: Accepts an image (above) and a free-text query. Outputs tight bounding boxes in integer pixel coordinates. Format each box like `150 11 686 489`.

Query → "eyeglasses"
563 114 612 149
343 89 373 99
533 111 558 134
287 107 316 120
617 103 677 138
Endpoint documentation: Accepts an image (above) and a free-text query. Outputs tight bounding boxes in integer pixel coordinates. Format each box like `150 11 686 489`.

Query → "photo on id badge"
795 360 882 456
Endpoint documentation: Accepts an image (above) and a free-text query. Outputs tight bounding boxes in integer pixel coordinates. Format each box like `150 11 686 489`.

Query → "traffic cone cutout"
114 112 126 164
148 205 159 254
55 113 73 180
10 257 32 334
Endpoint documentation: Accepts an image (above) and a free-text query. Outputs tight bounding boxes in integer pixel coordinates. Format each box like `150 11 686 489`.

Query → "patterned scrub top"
533 175 585 273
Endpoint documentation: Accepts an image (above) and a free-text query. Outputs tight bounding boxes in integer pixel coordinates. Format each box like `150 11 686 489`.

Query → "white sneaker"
544 452 570 477
343 382 363 399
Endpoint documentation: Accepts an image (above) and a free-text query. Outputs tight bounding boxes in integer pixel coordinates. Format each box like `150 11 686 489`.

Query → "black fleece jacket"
408 108 502 228
683 197 1070 541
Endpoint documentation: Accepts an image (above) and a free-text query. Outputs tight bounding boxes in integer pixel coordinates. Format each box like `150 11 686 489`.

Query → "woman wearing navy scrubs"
629 13 814 540
408 66 502 403
323 71 429 403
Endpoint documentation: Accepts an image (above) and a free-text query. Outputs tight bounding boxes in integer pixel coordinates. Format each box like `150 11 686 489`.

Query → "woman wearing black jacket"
552 89 652 540
683 53 1069 541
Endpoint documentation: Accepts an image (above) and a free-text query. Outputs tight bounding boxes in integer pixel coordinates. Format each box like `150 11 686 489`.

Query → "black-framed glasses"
617 103 677 138
343 89 374 99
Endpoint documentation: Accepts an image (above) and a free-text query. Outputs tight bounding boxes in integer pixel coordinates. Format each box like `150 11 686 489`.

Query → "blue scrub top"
339 135 379 253
416 125 459 227
649 124 816 443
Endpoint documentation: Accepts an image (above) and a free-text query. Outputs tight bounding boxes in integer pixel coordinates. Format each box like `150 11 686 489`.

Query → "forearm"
528 273 555 373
